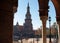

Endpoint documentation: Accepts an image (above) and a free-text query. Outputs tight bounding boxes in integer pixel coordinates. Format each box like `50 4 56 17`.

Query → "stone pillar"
57 22 60 43
0 11 13 43
38 3 48 43
40 16 47 43
38 0 49 43
56 16 60 43
0 0 18 43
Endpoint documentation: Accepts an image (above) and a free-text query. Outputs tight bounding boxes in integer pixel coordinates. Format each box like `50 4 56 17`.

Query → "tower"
23 3 33 34
16 22 19 26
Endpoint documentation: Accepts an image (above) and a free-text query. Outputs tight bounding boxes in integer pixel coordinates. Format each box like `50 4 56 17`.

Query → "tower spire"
26 2 31 19
27 2 30 13
23 3 33 34
28 2 29 8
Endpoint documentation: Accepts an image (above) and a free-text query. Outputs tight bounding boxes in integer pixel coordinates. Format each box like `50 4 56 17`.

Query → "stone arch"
51 0 60 16
38 0 60 43
51 0 60 43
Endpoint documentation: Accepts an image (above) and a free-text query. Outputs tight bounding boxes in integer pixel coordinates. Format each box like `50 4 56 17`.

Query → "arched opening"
13 0 59 43
13 0 42 43
48 0 56 27
46 0 58 43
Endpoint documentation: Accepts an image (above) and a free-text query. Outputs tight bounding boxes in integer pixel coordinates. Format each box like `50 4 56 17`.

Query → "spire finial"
27 2 30 13
27 2 29 8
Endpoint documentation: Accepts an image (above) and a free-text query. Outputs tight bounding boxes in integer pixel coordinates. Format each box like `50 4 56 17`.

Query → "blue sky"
13 0 56 30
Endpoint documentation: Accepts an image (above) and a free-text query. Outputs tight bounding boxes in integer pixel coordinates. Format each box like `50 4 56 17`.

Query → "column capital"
57 21 60 25
13 0 18 13
56 16 60 22
38 9 48 17
40 16 48 21
56 16 60 25
13 6 17 13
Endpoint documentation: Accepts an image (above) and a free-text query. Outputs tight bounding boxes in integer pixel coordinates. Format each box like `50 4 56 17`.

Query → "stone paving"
13 38 56 43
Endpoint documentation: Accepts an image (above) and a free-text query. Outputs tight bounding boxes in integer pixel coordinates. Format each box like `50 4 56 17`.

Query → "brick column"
38 0 49 43
40 16 47 43
56 16 60 43
0 0 18 43
38 2 49 43
57 22 60 43
0 11 13 43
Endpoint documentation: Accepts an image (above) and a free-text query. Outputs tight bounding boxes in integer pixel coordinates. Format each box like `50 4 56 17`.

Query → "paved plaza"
13 38 56 43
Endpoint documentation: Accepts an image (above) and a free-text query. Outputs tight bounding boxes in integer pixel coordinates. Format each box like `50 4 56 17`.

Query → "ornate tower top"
23 3 33 34
27 3 30 13
26 3 31 19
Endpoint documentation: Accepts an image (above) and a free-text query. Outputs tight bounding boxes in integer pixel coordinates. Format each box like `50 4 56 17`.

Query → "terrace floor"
13 38 58 43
